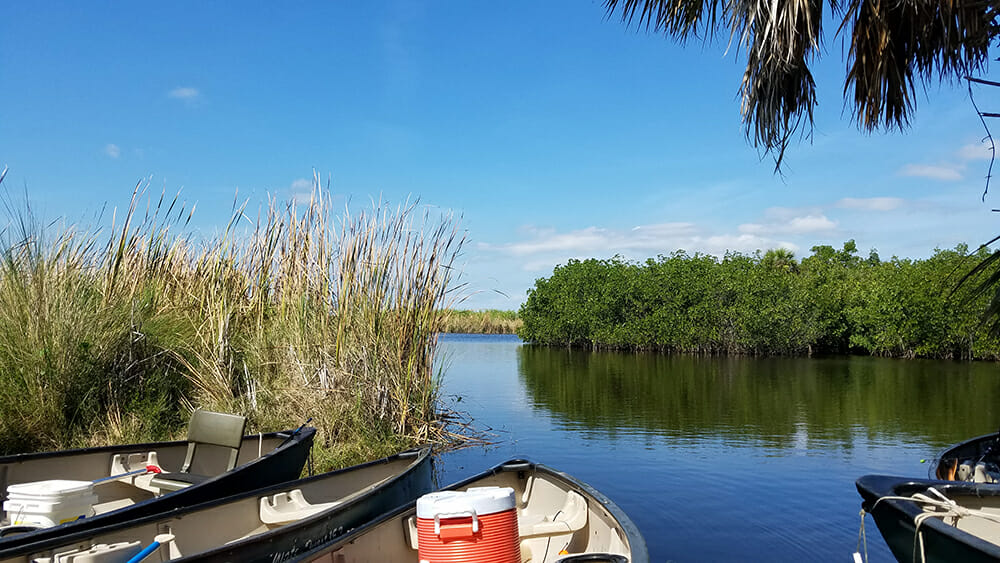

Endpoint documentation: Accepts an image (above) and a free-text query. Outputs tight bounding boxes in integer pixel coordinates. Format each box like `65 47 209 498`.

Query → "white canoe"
291 459 648 563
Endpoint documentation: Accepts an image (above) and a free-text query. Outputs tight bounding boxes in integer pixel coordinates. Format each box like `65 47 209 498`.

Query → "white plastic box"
3 480 98 527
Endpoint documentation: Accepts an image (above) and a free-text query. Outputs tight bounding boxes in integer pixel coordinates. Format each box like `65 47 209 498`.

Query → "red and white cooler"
416 486 520 563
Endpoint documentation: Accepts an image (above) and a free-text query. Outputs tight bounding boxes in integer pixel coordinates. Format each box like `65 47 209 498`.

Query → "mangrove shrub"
518 242 1000 359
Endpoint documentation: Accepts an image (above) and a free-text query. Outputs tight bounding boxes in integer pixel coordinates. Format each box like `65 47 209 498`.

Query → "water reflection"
518 346 1000 449
438 335 1000 561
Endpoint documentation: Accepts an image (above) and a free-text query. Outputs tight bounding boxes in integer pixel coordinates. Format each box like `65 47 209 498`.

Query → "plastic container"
3 480 98 527
416 486 519 563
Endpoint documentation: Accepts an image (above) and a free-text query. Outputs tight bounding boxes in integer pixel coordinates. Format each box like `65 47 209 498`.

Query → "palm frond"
842 0 998 131
958 247 1000 337
605 0 1000 164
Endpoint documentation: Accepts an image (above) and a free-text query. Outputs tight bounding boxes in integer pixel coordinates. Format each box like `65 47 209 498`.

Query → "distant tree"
761 248 797 272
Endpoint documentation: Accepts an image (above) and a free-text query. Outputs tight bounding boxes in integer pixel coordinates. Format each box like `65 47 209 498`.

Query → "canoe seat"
91 497 135 515
42 540 142 563
260 489 340 525
150 472 214 492
519 490 588 538
150 410 247 493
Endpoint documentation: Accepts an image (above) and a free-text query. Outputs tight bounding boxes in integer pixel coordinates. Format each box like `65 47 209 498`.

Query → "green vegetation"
0 180 465 468
518 241 1000 359
441 309 522 334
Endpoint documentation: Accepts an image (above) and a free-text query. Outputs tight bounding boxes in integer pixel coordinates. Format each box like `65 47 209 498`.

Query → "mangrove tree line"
518 241 1000 359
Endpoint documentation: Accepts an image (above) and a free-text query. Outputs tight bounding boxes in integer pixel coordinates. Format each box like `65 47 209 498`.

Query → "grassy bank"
441 309 522 334
0 176 465 469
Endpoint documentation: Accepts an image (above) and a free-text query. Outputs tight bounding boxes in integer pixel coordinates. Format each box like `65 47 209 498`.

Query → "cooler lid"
417 486 516 518
7 480 94 497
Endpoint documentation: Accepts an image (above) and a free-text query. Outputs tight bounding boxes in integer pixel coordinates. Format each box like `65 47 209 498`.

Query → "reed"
441 309 522 334
0 174 466 467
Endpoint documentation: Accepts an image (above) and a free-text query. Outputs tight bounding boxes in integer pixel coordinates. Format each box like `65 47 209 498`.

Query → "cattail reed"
0 173 466 468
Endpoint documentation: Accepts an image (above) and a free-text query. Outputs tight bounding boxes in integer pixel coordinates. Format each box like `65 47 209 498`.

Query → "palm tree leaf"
958 247 1000 336
605 0 1000 163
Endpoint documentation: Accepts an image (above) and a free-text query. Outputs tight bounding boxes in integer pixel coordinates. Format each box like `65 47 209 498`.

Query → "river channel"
433 333 1000 562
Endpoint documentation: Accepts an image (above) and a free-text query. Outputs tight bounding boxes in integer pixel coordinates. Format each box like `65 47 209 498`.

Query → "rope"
855 509 869 563
867 487 1000 563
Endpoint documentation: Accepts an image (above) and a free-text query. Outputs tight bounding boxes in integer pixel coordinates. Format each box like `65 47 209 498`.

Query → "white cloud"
484 220 799 264
290 178 314 205
958 142 993 162
898 164 962 181
500 226 619 256
104 143 120 159
168 87 201 102
893 142 993 183
630 222 699 238
787 215 836 232
739 208 837 236
835 197 905 211
526 223 696 255
702 234 798 255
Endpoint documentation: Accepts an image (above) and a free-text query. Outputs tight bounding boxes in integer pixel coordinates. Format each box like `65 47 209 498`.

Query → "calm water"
433 333 1000 562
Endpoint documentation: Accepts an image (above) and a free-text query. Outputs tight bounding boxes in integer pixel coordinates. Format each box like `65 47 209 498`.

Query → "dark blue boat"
857 474 1000 563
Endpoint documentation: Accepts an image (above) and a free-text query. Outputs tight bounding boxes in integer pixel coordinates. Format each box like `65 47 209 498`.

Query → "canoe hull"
179 448 433 563
857 474 1000 563
0 426 315 552
4 447 433 563
931 432 1000 481
291 459 649 563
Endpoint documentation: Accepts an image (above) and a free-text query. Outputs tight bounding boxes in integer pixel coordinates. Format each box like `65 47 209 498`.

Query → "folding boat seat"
150 410 247 492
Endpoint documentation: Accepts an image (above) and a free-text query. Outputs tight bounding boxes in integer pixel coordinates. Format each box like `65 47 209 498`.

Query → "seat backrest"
180 410 248 473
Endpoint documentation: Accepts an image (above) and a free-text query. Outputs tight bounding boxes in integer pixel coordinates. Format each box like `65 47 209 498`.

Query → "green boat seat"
150 410 247 493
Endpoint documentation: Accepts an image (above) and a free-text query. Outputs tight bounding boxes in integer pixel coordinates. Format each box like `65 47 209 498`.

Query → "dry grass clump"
0 173 466 467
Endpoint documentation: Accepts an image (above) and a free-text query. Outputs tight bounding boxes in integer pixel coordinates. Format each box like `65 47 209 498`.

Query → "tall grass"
0 174 466 467
441 309 522 334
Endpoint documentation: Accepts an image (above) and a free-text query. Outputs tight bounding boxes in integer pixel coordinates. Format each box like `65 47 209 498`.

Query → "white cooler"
4 480 98 527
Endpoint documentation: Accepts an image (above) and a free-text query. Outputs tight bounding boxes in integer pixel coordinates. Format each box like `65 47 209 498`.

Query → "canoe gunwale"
171 446 433 562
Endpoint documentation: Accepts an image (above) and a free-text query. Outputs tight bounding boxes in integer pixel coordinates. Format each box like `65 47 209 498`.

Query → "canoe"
856 474 1000 563
0 412 315 552
290 459 649 563
2 447 432 563
930 431 1000 483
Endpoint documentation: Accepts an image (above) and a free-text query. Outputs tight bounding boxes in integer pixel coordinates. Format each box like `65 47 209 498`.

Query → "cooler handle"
433 510 479 535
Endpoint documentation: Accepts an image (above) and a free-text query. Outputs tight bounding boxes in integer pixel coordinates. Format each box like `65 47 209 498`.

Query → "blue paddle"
125 533 175 563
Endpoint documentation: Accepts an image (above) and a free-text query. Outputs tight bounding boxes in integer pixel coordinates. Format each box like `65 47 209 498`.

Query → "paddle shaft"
93 465 161 485
278 417 313 448
126 534 175 563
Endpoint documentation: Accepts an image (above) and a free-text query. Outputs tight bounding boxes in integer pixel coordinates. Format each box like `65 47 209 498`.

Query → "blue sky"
2 2 998 309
